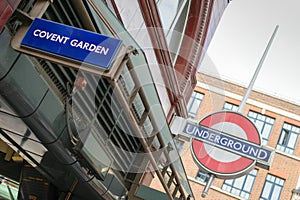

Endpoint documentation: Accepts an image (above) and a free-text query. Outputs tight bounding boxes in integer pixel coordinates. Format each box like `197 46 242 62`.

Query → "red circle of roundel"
191 111 261 177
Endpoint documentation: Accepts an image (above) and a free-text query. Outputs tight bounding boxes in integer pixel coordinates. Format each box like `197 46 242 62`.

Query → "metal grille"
16 0 143 186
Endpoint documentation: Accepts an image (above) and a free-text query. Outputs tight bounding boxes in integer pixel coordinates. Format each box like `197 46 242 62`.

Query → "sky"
200 0 300 104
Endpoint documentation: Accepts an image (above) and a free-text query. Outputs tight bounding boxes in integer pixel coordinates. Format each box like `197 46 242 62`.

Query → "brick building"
151 72 300 200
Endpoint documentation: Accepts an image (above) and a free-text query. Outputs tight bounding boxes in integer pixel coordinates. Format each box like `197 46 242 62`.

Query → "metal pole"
238 25 279 113
201 175 215 198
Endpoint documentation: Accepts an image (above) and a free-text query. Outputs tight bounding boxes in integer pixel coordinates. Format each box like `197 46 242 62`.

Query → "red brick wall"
150 73 300 199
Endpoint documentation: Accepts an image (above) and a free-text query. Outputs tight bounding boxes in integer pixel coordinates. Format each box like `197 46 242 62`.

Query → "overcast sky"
201 0 300 104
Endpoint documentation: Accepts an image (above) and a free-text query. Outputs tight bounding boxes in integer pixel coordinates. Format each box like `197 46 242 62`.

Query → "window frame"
259 174 284 200
222 169 258 199
247 110 275 145
223 102 239 112
195 170 210 183
156 0 190 64
187 91 204 118
276 122 300 155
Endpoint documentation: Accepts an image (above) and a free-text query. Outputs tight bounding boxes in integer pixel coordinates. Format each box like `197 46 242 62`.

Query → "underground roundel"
190 111 262 179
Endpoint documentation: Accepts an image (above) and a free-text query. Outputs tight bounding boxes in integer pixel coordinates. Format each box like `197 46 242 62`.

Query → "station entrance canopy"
9 0 194 199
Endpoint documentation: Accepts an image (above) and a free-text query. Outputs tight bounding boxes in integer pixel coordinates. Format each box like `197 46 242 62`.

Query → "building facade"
150 72 300 199
0 0 229 199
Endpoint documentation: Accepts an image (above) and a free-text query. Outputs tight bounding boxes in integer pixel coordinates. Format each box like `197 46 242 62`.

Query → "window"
187 91 204 118
223 102 239 112
195 170 209 183
260 174 284 200
156 0 185 31
222 169 258 199
0 175 18 199
276 122 300 155
247 111 275 145
156 0 190 63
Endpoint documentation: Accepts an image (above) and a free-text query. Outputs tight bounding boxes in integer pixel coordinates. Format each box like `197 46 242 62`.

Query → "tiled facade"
151 72 300 200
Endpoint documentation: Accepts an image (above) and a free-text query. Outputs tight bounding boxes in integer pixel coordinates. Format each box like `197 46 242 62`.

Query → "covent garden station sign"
171 111 275 198
12 18 127 78
20 18 122 70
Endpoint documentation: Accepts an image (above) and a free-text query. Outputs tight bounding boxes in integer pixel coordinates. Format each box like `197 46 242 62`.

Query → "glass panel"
271 185 282 200
261 182 272 199
190 100 201 113
143 116 153 136
157 0 181 31
257 115 262 120
195 170 209 183
244 176 254 192
260 175 285 200
156 0 189 63
0 176 19 200
233 176 245 190
251 169 258 176
223 102 239 111
262 125 272 138
231 188 239 195
247 111 274 144
167 1 188 42
255 121 264 132
244 193 250 199
277 122 299 154
222 184 228 191
275 178 281 184
252 112 257 118
222 169 257 199
82 133 112 178
287 133 297 148
187 92 204 118
225 179 233 185
277 130 287 145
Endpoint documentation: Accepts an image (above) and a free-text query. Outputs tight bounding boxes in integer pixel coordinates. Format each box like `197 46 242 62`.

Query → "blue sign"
21 18 123 70
183 122 273 163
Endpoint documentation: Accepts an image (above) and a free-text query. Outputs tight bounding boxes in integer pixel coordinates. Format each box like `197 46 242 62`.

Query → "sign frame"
20 18 123 71
11 17 128 79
